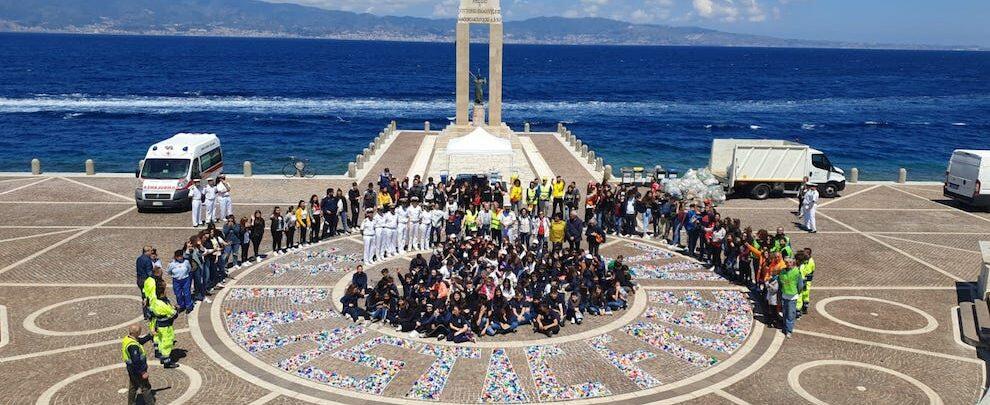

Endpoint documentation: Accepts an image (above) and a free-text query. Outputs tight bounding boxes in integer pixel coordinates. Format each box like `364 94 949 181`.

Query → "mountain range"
0 0 981 50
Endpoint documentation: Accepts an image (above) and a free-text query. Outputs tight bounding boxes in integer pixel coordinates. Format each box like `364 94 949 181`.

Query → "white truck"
709 139 846 200
944 150 990 209
135 133 223 212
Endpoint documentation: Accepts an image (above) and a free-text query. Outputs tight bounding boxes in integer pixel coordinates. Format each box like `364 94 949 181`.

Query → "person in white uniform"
203 178 218 224
418 202 432 251
189 180 203 227
360 209 376 265
383 206 398 257
396 199 409 254
803 184 820 233
373 208 386 262
407 197 422 251
216 175 232 220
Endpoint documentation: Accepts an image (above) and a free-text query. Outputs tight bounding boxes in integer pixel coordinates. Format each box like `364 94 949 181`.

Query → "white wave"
749 125 761 130
0 93 986 119
801 123 816 130
864 121 880 125
704 124 713 129
951 122 968 126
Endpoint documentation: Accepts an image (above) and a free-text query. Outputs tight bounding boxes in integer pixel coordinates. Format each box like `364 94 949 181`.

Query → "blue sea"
0 33 988 180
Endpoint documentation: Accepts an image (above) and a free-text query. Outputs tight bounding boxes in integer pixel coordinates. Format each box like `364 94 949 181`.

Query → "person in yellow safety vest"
800 248 815 315
525 181 539 212
509 179 523 212
463 209 478 236
490 207 503 245
551 176 566 217
122 324 155 405
549 213 566 252
142 267 161 340
538 178 552 215
149 297 180 368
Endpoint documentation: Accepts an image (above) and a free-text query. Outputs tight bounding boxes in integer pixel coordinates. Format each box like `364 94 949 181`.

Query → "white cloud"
691 0 767 23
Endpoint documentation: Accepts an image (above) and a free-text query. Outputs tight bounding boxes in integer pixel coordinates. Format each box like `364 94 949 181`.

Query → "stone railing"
556 123 612 182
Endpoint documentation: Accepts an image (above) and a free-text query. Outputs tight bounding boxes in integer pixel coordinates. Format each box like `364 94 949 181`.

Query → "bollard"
581 145 589 158
356 155 365 170
898 168 907 183
604 164 614 181
849 168 859 183
243 161 253 178
587 150 596 164
368 142 376 154
347 162 357 178
390 120 397 132
595 157 604 171
557 122 563 134
575 140 583 151
85 159 95 176
31 158 41 175
425 121 431 132
524 122 530 133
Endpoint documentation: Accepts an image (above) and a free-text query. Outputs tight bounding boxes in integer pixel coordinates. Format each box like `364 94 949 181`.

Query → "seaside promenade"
0 128 986 404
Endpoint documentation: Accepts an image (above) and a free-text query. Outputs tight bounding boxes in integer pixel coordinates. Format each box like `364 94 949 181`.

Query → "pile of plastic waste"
659 168 726 205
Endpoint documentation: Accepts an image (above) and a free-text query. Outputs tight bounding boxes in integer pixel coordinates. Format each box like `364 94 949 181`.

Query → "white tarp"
447 127 513 155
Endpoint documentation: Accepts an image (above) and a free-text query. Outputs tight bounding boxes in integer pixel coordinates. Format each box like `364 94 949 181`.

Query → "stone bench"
959 302 980 346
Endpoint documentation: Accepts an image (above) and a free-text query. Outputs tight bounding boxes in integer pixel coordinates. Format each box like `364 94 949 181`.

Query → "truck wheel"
821 182 839 198
750 184 772 200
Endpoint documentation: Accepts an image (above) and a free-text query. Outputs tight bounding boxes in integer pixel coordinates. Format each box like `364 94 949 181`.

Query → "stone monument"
455 0 503 129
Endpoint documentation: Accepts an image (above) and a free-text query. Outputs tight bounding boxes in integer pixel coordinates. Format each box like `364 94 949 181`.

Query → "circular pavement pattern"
23 295 144 336
209 236 775 404
36 362 202 405
788 360 943 405
815 296 938 335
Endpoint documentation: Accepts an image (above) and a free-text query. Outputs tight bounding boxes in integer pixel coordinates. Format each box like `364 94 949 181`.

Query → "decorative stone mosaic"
227 287 330 304
587 334 660 389
479 348 530 403
525 345 611 401
268 247 362 277
406 345 481 401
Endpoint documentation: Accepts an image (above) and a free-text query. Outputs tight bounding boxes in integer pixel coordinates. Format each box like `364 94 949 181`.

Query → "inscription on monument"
458 0 502 24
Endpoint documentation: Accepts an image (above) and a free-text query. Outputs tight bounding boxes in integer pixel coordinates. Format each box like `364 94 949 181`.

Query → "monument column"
488 22 503 127
455 22 470 126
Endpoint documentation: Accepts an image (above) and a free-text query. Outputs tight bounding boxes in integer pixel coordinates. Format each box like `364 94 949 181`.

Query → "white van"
135 133 223 212
944 150 990 209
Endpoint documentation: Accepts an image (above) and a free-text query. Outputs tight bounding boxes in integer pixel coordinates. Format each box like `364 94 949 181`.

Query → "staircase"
958 241 990 347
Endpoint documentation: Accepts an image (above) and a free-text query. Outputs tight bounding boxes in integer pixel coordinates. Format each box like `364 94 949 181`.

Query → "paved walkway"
0 172 986 404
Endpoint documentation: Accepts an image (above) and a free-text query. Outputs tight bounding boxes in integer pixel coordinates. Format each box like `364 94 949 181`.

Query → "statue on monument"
470 70 487 105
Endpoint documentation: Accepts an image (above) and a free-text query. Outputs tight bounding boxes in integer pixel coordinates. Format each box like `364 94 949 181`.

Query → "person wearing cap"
418 202 431 251
408 197 422 251
203 178 218 224
216 174 232 221
384 205 399 257
396 198 409 254
361 209 376 265
373 206 386 261
189 179 204 227
802 183 820 233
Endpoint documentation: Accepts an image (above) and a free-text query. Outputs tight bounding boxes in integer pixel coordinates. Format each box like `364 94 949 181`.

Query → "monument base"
472 103 486 126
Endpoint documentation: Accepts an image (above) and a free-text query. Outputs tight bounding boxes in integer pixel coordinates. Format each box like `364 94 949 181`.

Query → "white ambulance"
944 149 990 209
135 133 223 212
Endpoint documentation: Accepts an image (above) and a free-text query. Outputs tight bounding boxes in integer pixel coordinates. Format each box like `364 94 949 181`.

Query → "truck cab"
809 149 846 198
134 133 222 212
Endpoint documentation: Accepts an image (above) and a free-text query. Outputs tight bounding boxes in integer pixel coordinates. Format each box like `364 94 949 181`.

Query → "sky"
263 0 990 47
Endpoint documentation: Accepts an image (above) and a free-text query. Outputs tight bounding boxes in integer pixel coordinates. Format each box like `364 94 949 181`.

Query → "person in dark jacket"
122 324 155 405
565 211 584 251
585 218 605 257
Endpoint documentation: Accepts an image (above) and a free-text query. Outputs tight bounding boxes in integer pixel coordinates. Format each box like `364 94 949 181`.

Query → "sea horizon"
1 32 987 180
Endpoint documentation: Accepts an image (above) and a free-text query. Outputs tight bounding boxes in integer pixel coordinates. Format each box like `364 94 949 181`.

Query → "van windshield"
141 159 190 180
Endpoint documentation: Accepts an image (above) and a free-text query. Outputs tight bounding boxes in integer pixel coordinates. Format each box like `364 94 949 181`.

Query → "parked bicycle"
282 156 316 178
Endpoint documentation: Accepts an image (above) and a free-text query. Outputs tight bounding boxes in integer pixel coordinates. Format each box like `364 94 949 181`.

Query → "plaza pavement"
0 133 987 404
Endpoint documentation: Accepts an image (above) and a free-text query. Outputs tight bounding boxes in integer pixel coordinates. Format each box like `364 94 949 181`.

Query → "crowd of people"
132 168 820 385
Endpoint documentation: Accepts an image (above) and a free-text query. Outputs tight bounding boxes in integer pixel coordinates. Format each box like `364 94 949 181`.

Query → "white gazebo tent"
445 126 515 176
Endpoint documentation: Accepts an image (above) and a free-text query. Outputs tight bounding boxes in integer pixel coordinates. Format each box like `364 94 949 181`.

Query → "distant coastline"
0 29 984 52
